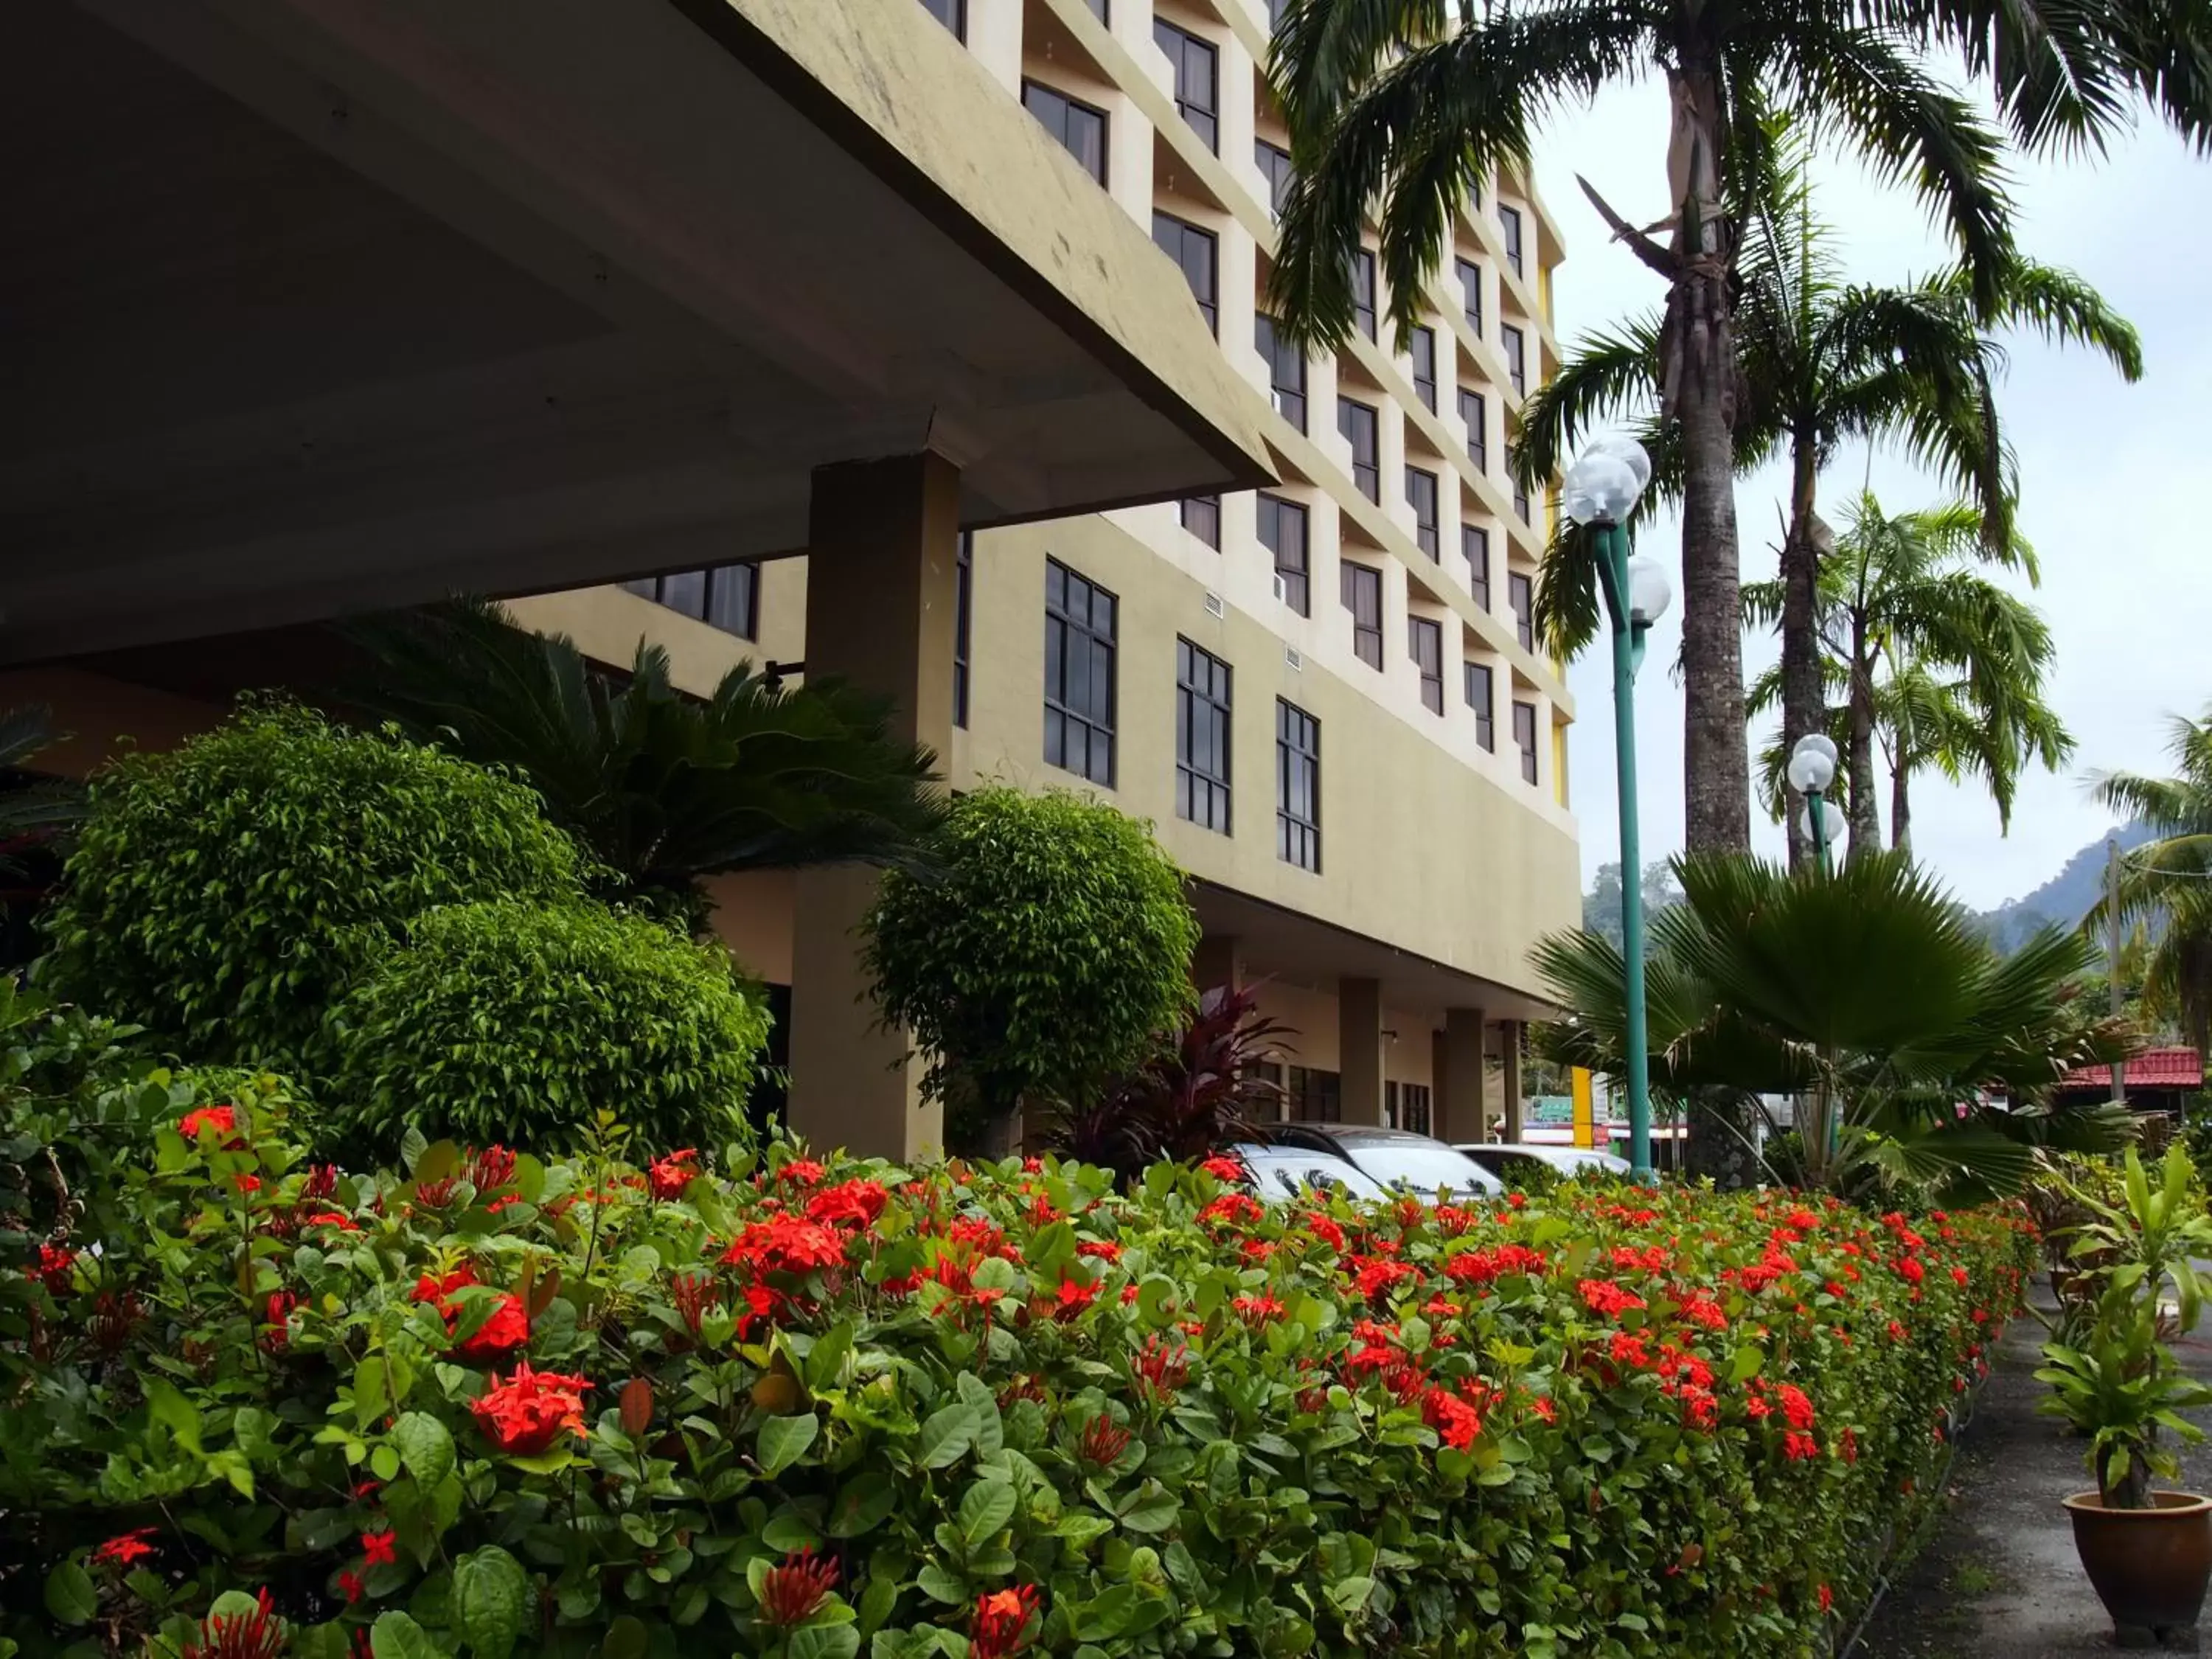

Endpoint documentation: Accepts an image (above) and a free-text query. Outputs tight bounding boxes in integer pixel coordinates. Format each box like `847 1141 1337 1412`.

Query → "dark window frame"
917 0 965 38
1340 560 1383 671
1175 637 1233 835
1513 699 1539 785
621 562 759 640
1409 325 1438 411
1276 698 1322 873
1499 204 1525 277
1501 322 1526 397
1464 661 1495 751
1351 248 1377 341
1408 614 1444 714
1406 465 1440 559
1180 494 1221 548
1454 255 1484 337
1256 313 1307 433
1458 386 1487 473
1258 493 1310 616
953 532 973 728
1020 80 1108 184
1337 396 1380 501
1255 139 1295 219
1043 557 1119 787
1287 1062 1340 1122
1152 209 1218 333
1464 523 1491 611
1509 571 1534 652
1153 18 1219 150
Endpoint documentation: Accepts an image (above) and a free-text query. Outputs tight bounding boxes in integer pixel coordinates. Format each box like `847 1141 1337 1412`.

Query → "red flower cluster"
178 1105 242 1144
1232 1292 1286 1324
971 1586 1042 1659
1445 1242 1548 1286
1577 1279 1647 1319
470 1363 592 1455
1197 1192 1265 1227
758 1548 839 1626
183 1587 285 1659
1133 1334 1190 1402
26 1242 76 1294
1077 1414 1133 1466
91 1527 159 1569
777 1158 829 1189
361 1529 397 1567
1422 1385 1484 1450
807 1179 890 1229
721 1215 848 1276
412 1266 529 1364
648 1149 700 1200
1199 1155 1245 1181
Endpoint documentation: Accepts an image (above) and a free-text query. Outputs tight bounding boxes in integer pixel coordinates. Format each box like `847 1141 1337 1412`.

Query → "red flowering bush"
1 999 2034 1659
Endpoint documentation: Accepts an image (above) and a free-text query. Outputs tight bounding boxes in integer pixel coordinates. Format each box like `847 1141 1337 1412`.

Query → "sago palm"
2092 708 2212 1051
347 599 947 929
1744 492 2065 858
1267 0 2205 855
1533 849 2135 1201
1516 119 2134 863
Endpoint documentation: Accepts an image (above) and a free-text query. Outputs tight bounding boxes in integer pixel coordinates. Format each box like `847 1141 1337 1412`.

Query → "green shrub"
328 900 771 1155
4 1013 2034 1658
41 703 588 1074
863 787 1200 1149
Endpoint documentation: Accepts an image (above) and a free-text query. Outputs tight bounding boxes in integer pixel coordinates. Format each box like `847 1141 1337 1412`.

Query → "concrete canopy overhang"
1192 880 1561 1031
1 0 1274 663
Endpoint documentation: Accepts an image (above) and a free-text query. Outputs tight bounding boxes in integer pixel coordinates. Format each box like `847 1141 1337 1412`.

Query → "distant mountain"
1974 821 2155 953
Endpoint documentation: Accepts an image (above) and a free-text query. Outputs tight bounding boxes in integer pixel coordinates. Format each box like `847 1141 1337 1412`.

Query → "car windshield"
1349 1144 1498 1197
1246 1156 1385 1203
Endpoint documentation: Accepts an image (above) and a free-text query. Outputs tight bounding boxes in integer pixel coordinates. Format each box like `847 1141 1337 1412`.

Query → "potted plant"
2039 1144 2212 1644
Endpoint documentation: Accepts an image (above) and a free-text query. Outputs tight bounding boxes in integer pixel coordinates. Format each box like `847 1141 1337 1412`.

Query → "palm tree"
1534 850 2135 1201
1266 0 2203 855
1514 119 2137 863
2093 709 2212 1051
1745 493 2064 860
347 599 946 929
0 706 83 877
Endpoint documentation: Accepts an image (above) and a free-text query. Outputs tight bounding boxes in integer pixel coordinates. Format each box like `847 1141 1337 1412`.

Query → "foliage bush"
863 787 1200 1150
3 995 2033 1659
327 900 771 1156
41 703 588 1074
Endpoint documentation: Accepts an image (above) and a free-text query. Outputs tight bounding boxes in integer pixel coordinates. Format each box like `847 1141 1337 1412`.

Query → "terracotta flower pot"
2065 1490 2212 1644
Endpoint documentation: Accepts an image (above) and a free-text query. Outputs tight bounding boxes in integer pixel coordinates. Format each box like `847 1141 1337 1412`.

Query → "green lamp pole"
1565 439 1666 1183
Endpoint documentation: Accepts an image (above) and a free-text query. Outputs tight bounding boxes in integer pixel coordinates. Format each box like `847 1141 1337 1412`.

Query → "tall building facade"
508 0 1580 1143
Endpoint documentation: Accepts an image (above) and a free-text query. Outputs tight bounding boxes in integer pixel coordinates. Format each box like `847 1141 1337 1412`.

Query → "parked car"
1457 1143 1633 1183
1268 1125 1503 1200
1231 1144 1390 1205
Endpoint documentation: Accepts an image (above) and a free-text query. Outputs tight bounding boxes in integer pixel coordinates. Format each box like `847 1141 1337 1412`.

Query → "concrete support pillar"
1439 1006 1489 1144
787 453 960 1161
1338 976 1385 1126
1499 1019 1524 1143
1192 933 1245 996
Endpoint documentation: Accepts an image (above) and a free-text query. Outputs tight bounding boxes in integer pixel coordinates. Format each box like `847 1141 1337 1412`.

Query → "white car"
1269 1126 1504 1201
1457 1143 1633 1182
1230 1144 1389 1205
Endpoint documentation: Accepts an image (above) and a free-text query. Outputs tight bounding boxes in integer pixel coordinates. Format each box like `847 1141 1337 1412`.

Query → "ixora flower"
1076 1414 1133 1467
91 1527 159 1569
470 1363 593 1456
648 1148 700 1200
758 1547 839 1626
183 1589 285 1659
360 1528 397 1567
178 1105 241 1144
721 1215 848 1276
1199 1155 1245 1182
807 1179 890 1228
1576 1279 1647 1319
776 1158 829 1189
412 1267 529 1363
971 1586 1042 1659
26 1242 77 1295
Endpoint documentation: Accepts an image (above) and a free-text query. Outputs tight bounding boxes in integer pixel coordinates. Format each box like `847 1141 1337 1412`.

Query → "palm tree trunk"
1846 623 1881 859
1891 757 1913 855
1780 437 1823 871
1660 63 1748 858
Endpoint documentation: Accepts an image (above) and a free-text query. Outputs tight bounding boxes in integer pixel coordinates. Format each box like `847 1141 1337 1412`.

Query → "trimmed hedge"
3 1012 2031 1659
328 900 772 1156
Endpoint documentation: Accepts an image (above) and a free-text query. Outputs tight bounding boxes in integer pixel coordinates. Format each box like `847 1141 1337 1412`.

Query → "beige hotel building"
3 0 1577 1159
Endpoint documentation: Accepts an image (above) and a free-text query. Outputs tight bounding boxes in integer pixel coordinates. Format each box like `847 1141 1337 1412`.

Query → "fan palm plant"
1534 849 2135 1201
1266 0 2202 854
2092 708 2212 1051
0 706 84 879
347 599 946 929
1515 118 2134 863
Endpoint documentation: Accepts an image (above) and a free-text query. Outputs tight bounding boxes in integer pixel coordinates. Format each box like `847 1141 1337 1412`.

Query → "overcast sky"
1534 82 2211 913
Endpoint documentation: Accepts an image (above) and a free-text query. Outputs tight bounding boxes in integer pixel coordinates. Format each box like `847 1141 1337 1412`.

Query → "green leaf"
372 1611 448 1659
601 1616 650 1659
1729 1344 1765 1383
44 1562 97 1626
789 1628 860 1659
827 1472 899 1538
1117 1481 1181 1534
958 1478 1017 1551
145 1378 204 1454
392 1412 456 1490
917 1562 968 1604
759 1412 821 1475
918 1402 978 1470
452 1545 531 1659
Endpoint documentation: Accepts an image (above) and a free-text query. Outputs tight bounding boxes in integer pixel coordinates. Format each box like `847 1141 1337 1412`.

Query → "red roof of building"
2058 1047 2203 1093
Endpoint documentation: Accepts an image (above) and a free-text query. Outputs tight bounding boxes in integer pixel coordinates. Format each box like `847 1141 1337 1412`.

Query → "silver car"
1230 1144 1390 1205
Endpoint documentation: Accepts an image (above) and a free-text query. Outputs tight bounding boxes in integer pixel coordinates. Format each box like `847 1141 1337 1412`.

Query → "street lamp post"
1787 735 1841 871
1563 437 1666 1183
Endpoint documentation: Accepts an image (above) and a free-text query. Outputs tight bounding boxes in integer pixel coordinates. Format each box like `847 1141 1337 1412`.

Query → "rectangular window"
623 563 759 639
1022 81 1107 184
1340 560 1382 670
1175 638 1233 835
1152 211 1217 333
1258 494 1309 616
1408 615 1444 714
1287 1063 1340 1122
1509 570 1534 651
1351 248 1377 341
1255 314 1307 432
1502 322 1526 397
1513 700 1539 784
1454 256 1484 337
1399 1082 1434 1135
1500 204 1525 278
1276 699 1321 873
1464 661 1495 751
1154 20 1218 150
1405 466 1439 559
1180 494 1221 548
1086 0 1108 17
954 532 973 728
1044 557 1117 786
1409 325 1438 411
1458 387 1487 472
1463 524 1491 611
917 0 964 38
1255 139 1295 219
1337 396 1379 501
